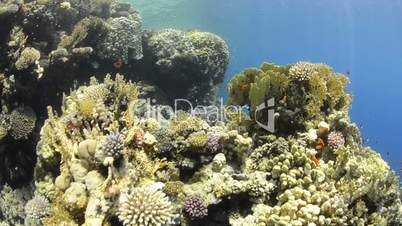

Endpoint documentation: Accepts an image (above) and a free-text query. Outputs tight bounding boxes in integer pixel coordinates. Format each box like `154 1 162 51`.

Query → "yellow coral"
78 99 95 119
187 131 208 149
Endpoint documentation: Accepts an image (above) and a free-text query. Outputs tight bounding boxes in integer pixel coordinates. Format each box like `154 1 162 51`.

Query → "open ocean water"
135 0 402 174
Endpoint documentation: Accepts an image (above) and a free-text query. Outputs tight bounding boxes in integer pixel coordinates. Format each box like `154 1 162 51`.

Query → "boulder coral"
143 28 230 104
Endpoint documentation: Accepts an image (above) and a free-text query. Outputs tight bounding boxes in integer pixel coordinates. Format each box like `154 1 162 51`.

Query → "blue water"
134 0 402 173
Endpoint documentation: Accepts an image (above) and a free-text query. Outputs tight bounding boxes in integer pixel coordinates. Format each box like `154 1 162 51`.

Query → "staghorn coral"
118 186 175 226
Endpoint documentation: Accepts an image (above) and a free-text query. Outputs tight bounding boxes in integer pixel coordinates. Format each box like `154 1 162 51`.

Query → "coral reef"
0 0 229 188
24 72 400 225
0 0 400 225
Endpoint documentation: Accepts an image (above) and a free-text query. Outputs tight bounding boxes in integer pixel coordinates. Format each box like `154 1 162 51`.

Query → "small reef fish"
318 127 329 134
282 95 288 102
316 138 325 150
311 155 320 165
113 58 124 69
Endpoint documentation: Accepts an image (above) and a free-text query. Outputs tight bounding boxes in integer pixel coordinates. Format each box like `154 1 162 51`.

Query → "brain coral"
118 187 174 226
9 106 36 140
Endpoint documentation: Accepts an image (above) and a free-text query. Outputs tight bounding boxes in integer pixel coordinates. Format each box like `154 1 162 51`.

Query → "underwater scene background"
0 0 401 225
135 0 402 173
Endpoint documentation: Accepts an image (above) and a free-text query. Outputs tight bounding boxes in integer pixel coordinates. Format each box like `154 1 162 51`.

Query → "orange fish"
311 155 320 165
319 127 329 134
113 58 124 69
282 95 288 102
316 138 325 150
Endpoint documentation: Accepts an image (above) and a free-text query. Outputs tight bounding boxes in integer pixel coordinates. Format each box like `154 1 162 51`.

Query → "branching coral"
183 195 208 219
327 131 345 149
24 193 51 226
118 186 175 226
99 132 124 159
0 184 31 225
